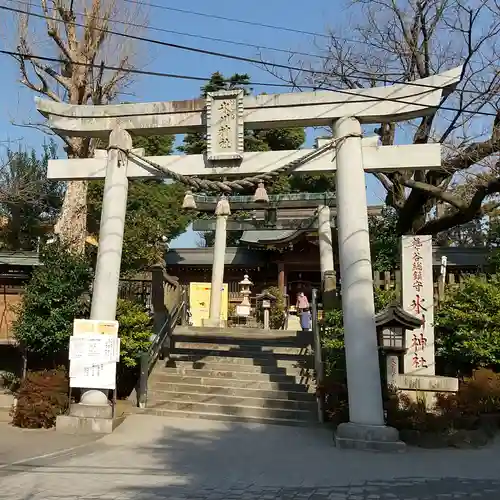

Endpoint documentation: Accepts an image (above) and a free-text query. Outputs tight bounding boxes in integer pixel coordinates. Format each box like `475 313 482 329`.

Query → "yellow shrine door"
189 282 228 326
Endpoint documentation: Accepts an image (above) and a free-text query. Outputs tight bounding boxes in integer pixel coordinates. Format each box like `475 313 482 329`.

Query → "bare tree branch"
10 0 149 252
260 0 500 237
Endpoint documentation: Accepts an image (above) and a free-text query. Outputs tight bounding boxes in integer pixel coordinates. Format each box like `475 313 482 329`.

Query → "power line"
4 1 499 101
5 0 332 62
7 0 422 81
2 47 498 119
0 48 310 89
122 0 332 40
0 3 476 95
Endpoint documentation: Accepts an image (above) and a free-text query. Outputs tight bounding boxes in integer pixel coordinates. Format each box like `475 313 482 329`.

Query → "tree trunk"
54 180 88 254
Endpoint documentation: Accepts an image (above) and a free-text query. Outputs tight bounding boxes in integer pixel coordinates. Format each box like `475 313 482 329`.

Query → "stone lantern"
256 291 276 330
236 274 253 317
375 303 423 385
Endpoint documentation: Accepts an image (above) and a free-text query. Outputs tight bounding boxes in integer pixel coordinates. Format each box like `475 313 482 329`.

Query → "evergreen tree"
87 134 191 273
0 141 63 251
184 72 336 246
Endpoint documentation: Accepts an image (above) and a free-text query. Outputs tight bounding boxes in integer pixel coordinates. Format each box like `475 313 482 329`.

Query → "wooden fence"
372 269 477 306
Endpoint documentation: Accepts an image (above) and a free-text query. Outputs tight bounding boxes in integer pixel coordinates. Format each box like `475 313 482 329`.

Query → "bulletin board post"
56 319 124 434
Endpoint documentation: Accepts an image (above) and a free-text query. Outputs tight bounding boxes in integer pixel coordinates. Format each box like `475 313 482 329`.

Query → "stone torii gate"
37 66 461 449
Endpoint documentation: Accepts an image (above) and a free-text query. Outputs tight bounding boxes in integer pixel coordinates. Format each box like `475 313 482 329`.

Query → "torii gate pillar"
317 205 337 310
81 127 132 407
333 117 402 450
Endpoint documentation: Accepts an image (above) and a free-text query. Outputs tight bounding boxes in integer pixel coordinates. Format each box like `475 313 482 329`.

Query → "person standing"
296 292 309 312
296 292 311 331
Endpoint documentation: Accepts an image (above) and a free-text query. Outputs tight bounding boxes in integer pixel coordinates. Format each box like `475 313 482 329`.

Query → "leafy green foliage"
263 286 287 330
368 206 399 271
11 368 69 429
322 287 396 375
13 242 92 355
133 135 174 156
0 141 63 250
435 275 500 375
87 134 192 273
115 299 152 368
487 250 500 273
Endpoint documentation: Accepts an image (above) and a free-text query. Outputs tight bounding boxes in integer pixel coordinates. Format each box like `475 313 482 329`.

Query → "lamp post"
237 274 253 317
374 303 423 386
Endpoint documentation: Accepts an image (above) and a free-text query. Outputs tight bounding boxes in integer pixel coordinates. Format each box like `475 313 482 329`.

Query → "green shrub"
320 377 349 427
322 287 396 376
264 286 286 330
437 368 500 419
116 299 153 368
11 368 69 428
13 242 93 356
1 371 21 393
384 389 453 433
435 275 500 375
381 370 500 439
115 299 153 399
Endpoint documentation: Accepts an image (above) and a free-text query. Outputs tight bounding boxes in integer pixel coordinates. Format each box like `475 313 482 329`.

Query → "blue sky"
0 0 387 248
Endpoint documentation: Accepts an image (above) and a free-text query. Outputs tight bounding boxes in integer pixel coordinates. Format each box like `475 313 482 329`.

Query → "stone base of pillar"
56 404 124 435
334 422 406 452
322 271 338 311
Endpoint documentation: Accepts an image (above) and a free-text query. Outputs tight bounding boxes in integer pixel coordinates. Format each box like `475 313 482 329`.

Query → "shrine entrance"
287 271 321 307
38 66 462 447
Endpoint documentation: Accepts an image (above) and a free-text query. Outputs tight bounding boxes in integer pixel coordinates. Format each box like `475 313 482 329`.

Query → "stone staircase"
145 327 318 426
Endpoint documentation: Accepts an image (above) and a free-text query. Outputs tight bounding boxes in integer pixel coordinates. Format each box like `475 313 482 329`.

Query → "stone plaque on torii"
37 66 462 449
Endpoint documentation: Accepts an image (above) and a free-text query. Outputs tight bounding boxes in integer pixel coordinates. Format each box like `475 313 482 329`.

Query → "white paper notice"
69 335 119 363
69 360 116 390
68 324 121 389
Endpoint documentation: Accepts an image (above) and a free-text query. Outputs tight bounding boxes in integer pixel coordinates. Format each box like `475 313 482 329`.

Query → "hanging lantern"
253 182 269 203
182 190 197 210
215 194 231 216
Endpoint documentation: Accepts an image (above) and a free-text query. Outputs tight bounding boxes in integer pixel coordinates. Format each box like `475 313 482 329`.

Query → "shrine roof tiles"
166 247 266 267
239 230 300 245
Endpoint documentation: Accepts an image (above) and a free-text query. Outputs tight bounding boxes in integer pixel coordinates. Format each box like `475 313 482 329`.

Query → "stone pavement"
1 414 500 499
0 421 99 467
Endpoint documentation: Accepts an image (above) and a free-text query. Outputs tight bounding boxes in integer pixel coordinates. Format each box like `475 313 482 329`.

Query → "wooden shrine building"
166 191 490 303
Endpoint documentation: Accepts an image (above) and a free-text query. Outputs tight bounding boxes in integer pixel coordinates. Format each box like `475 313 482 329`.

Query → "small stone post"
333 117 401 450
257 292 276 331
81 127 132 407
263 305 270 330
206 196 230 327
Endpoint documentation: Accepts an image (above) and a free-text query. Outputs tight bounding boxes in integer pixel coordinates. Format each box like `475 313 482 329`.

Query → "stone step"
172 331 313 347
149 374 315 392
148 391 317 411
157 367 314 384
173 327 311 342
145 399 317 421
164 360 312 376
168 353 314 367
154 327 317 427
171 348 312 362
139 407 317 427
173 343 311 355
148 382 316 401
